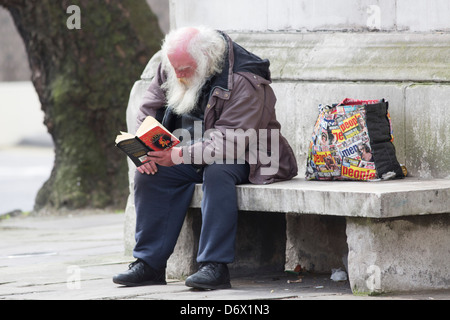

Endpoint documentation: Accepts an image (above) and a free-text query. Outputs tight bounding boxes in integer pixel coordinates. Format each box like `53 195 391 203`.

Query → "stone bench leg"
346 214 450 294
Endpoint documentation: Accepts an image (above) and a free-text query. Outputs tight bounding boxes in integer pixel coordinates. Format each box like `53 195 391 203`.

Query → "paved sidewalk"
0 212 448 301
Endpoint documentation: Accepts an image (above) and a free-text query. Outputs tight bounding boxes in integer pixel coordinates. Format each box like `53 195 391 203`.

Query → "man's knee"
134 170 152 190
134 169 166 193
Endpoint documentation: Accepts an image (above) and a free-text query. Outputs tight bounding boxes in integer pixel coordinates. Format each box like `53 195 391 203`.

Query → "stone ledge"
189 177 450 218
229 32 450 83
141 33 450 83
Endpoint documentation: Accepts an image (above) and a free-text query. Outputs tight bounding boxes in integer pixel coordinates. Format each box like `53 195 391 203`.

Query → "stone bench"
188 178 450 294
123 32 450 294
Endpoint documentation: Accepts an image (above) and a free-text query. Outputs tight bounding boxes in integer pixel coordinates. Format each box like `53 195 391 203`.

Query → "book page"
136 116 159 137
115 131 135 144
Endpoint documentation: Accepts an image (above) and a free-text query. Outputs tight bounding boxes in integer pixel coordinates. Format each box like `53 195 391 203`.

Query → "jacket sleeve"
184 72 273 165
136 63 167 129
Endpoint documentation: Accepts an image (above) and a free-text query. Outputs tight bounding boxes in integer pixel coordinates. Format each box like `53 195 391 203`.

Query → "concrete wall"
170 0 450 32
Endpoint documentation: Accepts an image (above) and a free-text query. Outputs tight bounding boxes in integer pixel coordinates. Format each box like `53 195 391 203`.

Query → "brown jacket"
137 33 298 184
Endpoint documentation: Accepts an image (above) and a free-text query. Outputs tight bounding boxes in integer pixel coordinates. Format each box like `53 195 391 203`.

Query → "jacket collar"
209 31 234 92
211 31 271 94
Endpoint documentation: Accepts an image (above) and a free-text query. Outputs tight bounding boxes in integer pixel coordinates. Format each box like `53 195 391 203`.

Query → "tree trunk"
0 0 163 213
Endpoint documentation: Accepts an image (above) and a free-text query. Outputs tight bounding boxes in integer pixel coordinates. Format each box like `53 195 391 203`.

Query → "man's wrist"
179 148 184 164
172 147 184 165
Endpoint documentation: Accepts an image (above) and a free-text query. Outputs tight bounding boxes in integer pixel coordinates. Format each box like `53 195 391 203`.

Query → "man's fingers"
148 161 158 174
138 161 158 175
146 151 166 160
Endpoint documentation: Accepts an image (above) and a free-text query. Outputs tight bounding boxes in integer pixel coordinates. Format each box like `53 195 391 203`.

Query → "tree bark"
0 0 163 212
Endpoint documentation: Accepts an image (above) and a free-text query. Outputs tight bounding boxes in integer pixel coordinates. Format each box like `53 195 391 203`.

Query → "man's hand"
146 147 184 168
137 148 183 174
137 160 158 175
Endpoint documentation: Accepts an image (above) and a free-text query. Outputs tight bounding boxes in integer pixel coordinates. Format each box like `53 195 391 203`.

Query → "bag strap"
337 98 381 106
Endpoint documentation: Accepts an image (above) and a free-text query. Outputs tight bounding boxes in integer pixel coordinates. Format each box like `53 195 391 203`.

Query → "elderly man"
113 26 297 290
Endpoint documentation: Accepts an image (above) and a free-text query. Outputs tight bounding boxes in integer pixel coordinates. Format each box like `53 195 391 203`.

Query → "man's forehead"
168 49 196 68
166 27 200 69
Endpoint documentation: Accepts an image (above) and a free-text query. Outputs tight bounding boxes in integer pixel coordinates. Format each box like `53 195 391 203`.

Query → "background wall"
170 0 450 32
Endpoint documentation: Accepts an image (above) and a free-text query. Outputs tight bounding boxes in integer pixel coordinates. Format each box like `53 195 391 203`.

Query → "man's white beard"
162 68 208 116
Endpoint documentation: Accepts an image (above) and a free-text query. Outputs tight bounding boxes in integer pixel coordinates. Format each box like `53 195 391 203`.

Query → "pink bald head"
167 27 199 80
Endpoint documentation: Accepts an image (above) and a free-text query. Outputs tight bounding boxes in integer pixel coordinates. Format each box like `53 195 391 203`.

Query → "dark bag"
306 98 405 181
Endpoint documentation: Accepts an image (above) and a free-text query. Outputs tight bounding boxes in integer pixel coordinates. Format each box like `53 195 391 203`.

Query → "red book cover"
138 126 180 151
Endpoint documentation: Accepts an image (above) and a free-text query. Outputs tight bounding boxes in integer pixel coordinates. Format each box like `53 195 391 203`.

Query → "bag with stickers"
305 98 405 181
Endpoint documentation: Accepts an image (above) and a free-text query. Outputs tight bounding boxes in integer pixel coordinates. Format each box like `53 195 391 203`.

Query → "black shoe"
113 259 166 286
185 262 231 290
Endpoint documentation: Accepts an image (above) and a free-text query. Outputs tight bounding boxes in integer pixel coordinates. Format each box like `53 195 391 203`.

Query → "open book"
115 116 180 167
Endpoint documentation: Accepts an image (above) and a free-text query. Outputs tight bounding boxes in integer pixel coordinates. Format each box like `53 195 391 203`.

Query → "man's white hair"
161 26 227 115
